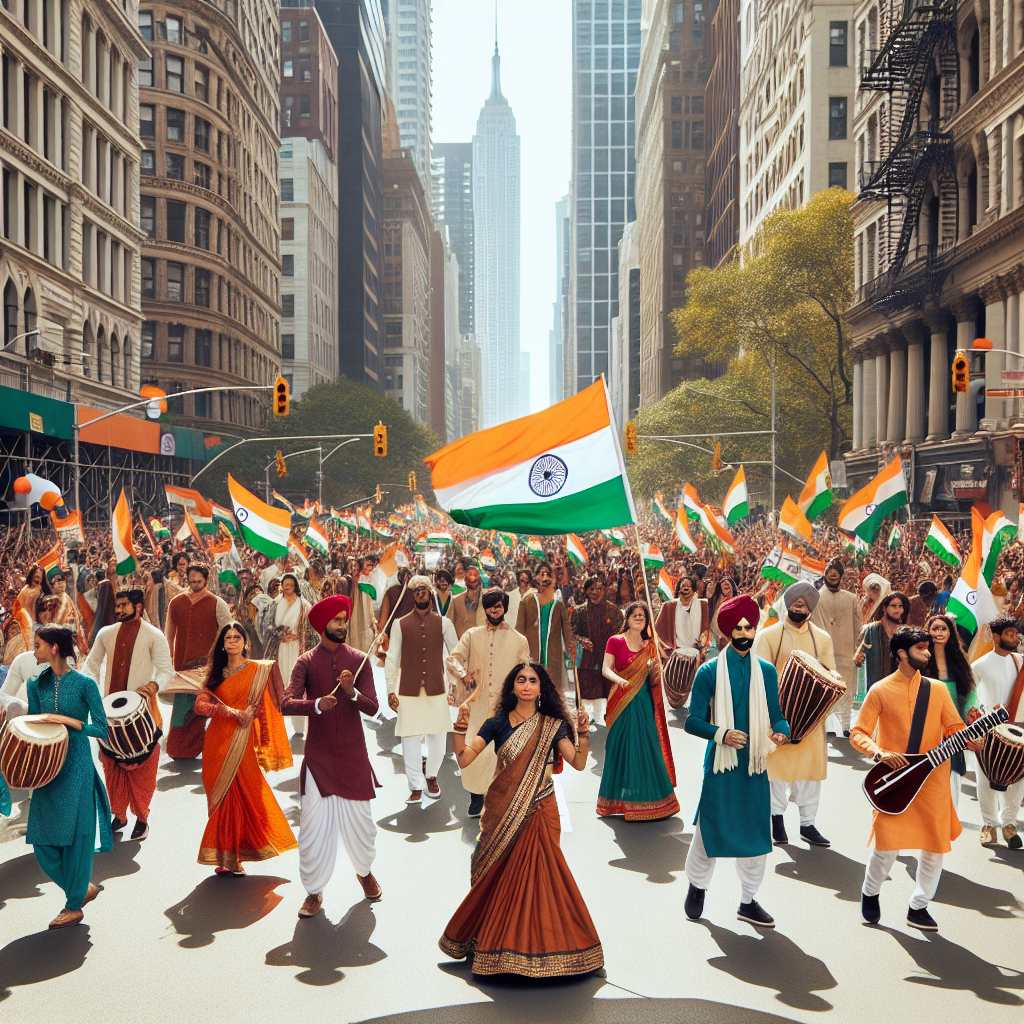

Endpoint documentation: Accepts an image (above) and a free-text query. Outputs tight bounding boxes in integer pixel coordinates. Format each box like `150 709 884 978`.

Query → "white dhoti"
770 779 821 825
298 772 377 895
685 820 767 904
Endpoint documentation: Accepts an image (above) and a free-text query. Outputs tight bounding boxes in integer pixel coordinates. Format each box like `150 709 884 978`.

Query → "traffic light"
713 440 723 471
275 450 287 477
375 484 382 505
408 470 417 491
273 374 290 416
373 423 387 457
625 421 637 454
952 350 970 394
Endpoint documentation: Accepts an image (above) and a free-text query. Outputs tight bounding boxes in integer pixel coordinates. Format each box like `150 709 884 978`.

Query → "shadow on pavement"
164 874 291 947
773 845 866 903
586 725 607 776
0 925 92 1001
821 739 872 773
265 899 387 984
881 926 1024 1005
156 757 205 794
987 846 1024 875
376 797 464 844
600 814 689 883
896 855 1023 918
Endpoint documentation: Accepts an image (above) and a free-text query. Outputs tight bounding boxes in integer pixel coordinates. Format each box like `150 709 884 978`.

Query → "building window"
139 11 153 41
194 161 211 189
299 59 311 82
141 195 156 237
299 20 309 41
140 104 155 137
691 95 703 114
694 3 704 21
281 218 294 240
167 262 184 302
165 16 181 44
828 161 848 189
166 107 185 142
167 323 184 361
830 22 848 66
282 293 295 316
196 328 212 366
165 153 184 179
283 59 293 77
141 258 155 298
282 254 294 276
829 97 848 139
141 320 155 358
141 150 155 174
194 65 209 101
670 95 682 114
194 116 210 151
166 201 186 242
671 120 683 148
300 96 310 117
673 2 683 22
281 334 295 359
282 21 291 42
281 178 294 201
195 268 211 307
139 58 153 88
195 207 210 248
692 120 704 149
166 55 183 92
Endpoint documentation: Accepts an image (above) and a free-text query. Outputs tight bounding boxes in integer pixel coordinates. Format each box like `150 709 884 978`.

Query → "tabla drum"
0 714 68 789
664 648 699 709
99 690 161 764
777 649 847 743
976 723 1024 792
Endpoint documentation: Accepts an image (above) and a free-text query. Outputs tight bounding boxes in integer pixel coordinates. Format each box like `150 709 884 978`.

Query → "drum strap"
1006 655 1024 723
772 626 818 667
906 678 932 755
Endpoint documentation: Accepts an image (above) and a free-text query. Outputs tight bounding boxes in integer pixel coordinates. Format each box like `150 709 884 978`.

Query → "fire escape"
858 0 959 310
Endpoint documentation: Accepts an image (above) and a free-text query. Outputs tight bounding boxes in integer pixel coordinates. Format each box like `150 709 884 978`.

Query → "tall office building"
550 196 569 405
704 0 740 267
381 0 431 187
431 143 474 336
520 352 530 415
566 0 642 399
472 44 521 425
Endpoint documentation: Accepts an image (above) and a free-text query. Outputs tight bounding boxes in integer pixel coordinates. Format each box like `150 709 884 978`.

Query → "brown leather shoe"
49 908 84 929
980 825 997 845
358 872 382 901
425 776 440 798
81 883 101 907
406 790 423 804
298 892 323 918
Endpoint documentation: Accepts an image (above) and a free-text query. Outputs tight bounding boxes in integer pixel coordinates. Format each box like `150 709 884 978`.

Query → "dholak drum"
100 690 161 765
0 715 69 789
777 649 847 742
664 648 699 708
976 723 1024 792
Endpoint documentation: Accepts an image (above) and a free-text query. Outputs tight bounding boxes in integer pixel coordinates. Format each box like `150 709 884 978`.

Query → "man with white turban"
756 581 839 848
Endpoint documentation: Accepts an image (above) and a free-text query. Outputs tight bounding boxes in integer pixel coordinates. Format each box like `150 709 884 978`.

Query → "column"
12 57 25 141
1002 120 1013 216
983 286 1006 425
954 303 978 434
887 345 907 443
30 183 43 255
925 311 951 440
853 356 864 450
863 354 878 448
875 348 889 445
904 323 926 443
1008 289 1021 423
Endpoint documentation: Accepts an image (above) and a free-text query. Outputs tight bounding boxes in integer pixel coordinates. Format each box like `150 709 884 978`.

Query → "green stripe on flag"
853 492 907 542
804 490 832 521
925 536 960 567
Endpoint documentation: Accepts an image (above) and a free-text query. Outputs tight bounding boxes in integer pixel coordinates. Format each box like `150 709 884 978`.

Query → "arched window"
23 288 36 354
82 321 94 377
122 341 131 388
96 324 106 383
3 280 18 346
110 333 120 387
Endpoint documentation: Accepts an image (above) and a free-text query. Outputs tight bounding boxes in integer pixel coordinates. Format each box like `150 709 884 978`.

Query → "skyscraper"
472 44 521 426
567 0 642 399
431 143 474 336
550 196 569 405
381 0 432 186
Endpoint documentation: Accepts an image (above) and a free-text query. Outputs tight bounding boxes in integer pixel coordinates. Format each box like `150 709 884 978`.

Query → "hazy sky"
431 0 571 413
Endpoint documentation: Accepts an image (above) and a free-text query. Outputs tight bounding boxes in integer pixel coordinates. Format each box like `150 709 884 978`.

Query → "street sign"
986 388 1024 398
1001 370 1024 383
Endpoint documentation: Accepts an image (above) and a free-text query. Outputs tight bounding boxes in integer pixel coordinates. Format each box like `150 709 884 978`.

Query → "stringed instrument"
863 705 1009 814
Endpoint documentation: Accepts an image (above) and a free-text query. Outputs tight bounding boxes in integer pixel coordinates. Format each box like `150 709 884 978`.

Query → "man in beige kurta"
811 559 861 734
756 581 839 849
446 589 531 817
515 562 575 691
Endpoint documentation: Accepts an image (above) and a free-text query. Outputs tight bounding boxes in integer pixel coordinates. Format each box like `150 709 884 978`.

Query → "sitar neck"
925 706 1009 767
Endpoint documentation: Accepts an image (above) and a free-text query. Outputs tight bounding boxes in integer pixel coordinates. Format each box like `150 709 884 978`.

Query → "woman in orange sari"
194 622 296 875
441 661 603 978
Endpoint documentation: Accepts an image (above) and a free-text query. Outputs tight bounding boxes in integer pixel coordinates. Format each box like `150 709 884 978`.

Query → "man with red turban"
282 594 382 918
682 594 790 928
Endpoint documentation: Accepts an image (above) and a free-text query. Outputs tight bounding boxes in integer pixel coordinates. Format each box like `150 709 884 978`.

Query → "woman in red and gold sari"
194 622 296 875
441 661 603 978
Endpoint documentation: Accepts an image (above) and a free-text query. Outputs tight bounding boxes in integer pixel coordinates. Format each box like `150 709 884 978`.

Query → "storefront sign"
28 413 43 433
160 433 176 456
920 468 937 504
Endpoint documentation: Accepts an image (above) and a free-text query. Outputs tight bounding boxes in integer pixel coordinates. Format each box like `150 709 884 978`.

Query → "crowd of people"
0 501 1021 975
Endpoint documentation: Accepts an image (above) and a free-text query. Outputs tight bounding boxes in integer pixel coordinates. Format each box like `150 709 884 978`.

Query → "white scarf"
712 646 776 775
674 597 702 649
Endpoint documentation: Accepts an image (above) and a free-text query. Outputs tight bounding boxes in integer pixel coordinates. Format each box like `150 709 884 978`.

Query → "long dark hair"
925 613 975 705
35 624 76 660
709 576 736 618
619 600 653 640
26 564 52 596
497 660 576 743
205 621 249 690
875 592 910 623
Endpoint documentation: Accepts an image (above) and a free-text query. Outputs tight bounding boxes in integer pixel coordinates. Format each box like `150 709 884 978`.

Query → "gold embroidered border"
596 794 680 821
439 937 604 978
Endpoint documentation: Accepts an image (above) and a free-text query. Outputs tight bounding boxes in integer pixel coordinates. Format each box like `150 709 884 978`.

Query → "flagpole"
633 522 665 685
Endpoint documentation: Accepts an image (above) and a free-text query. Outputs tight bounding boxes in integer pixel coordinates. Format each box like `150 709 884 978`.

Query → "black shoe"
861 892 880 924
772 814 788 845
843 730 851 738
131 819 149 841
907 906 938 931
468 794 484 818
684 884 705 921
737 900 775 927
800 824 830 847
111 815 127 832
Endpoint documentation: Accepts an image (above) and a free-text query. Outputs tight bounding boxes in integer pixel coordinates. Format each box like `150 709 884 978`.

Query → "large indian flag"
947 545 999 635
112 488 139 575
924 515 960 567
722 466 749 525
165 484 215 533
424 378 635 532
675 510 698 553
981 512 1017 584
778 495 812 543
838 455 907 542
798 451 833 521
228 475 291 558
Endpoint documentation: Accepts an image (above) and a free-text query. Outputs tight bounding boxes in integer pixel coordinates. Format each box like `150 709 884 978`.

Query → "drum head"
9 716 67 743
103 690 145 718
993 723 1024 745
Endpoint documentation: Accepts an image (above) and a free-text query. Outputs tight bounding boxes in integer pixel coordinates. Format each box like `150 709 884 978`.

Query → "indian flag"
388 514 405 529
924 515 960 567
112 488 139 575
657 567 675 601
838 455 908 542
798 451 833 521
840 531 870 556
480 549 498 572
357 509 375 538
358 572 378 601
165 484 214 533
305 516 329 556
652 493 673 528
761 543 801 584
722 467 749 525
149 516 170 540
228 475 291 559
566 533 587 567
273 490 298 515
706 513 737 556
414 532 427 551
948 544 999 635
642 543 664 569
982 512 1017 584
429 529 454 546
682 483 703 522
498 531 517 548
527 536 545 557
779 496 812 543
451 579 467 595
424 377 636 533
212 502 238 537
675 510 698 554
600 528 625 547
39 543 64 580
288 536 310 569
886 523 901 550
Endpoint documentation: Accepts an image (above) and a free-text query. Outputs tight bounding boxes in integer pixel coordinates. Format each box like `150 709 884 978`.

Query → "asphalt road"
1 676 1022 1024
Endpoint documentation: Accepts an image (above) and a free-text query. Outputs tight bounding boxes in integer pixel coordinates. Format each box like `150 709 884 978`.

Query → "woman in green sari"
597 602 679 821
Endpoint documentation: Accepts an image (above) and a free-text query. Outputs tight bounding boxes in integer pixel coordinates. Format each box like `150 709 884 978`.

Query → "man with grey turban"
756 580 838 848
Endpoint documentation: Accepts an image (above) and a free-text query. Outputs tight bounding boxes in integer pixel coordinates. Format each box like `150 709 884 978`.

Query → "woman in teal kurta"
27 625 112 929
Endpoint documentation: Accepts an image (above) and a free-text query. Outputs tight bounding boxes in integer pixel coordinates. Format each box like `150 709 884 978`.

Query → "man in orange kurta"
850 626 975 932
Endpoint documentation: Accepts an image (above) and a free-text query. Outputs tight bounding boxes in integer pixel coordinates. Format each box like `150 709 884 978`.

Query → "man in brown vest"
164 564 232 758
385 575 457 803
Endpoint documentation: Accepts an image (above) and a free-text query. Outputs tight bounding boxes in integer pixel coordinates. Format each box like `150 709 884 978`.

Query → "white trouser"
833 677 855 730
770 779 821 825
401 733 447 791
977 773 1024 829
298 773 376 894
863 848 943 910
950 770 961 812
685 820 766 905
585 698 605 726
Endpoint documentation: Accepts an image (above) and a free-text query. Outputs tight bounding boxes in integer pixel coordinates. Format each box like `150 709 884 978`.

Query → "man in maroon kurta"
570 576 623 727
282 594 382 918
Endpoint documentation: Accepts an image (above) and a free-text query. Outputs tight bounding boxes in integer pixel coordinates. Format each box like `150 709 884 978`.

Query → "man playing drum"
84 588 173 841
654 575 709 707
756 581 837 849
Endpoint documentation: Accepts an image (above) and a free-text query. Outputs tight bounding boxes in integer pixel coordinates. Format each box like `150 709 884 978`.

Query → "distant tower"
472 39 521 425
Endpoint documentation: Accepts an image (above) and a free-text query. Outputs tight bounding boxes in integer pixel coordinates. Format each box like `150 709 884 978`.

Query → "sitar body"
863 756 934 815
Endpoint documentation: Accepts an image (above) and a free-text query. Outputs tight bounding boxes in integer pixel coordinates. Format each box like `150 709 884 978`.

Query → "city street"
0 677 1021 1024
